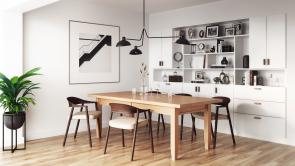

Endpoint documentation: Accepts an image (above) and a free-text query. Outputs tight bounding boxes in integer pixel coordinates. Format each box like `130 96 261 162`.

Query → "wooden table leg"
96 99 103 139
204 104 212 150
170 109 179 160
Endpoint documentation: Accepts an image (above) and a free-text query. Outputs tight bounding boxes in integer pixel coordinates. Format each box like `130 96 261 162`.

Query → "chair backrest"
175 93 192 97
67 97 87 107
109 103 138 115
213 96 230 106
147 91 161 94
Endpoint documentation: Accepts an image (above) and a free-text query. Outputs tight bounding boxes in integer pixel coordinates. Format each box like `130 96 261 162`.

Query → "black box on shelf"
169 75 183 82
222 45 234 52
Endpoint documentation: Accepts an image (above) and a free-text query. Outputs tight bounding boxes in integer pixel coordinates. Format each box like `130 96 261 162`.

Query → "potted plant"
0 67 40 130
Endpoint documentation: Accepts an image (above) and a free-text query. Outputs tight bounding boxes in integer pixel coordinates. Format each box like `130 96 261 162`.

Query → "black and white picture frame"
69 20 120 84
206 25 219 38
225 27 235 36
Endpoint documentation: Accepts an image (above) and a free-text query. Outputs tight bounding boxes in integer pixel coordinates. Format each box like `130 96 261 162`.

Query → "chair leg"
226 106 236 145
213 107 219 149
191 114 196 141
180 114 184 140
122 129 125 147
161 114 165 131
104 126 111 154
131 111 140 161
74 120 80 139
157 114 160 135
63 108 74 147
148 111 154 153
211 124 214 139
85 109 92 148
96 118 102 138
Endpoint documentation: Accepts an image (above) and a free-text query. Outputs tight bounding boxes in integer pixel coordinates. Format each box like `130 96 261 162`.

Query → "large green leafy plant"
0 68 41 114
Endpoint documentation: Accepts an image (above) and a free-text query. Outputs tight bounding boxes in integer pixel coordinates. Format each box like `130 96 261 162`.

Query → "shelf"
235 68 250 71
184 82 234 86
235 84 285 88
183 53 206 56
154 68 183 70
183 52 234 56
188 34 249 42
184 68 234 71
206 52 235 55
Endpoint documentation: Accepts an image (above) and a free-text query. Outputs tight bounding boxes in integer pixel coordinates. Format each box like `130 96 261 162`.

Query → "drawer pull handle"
254 88 262 90
254 116 262 120
254 102 262 105
166 83 170 85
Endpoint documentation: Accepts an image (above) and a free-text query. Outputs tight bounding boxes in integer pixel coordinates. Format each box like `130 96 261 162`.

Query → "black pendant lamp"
129 46 142 55
175 36 190 45
116 0 190 55
116 37 131 47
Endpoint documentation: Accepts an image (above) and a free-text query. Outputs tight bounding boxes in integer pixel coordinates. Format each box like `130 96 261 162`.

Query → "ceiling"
86 0 223 13
0 0 30 10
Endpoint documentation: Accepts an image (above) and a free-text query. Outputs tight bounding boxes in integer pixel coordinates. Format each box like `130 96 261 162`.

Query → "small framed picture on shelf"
206 25 219 38
225 27 235 36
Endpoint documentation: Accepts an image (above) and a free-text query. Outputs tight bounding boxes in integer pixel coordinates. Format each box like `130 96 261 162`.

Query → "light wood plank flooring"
1 123 295 166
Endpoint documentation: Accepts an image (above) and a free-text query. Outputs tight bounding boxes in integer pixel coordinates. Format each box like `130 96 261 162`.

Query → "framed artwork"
206 25 219 38
225 27 235 36
69 20 120 84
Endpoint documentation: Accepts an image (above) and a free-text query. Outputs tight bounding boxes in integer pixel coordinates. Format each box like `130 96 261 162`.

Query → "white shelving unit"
149 15 287 143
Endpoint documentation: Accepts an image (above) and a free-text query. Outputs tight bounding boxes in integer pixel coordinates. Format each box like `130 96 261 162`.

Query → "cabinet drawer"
234 86 285 102
234 113 285 143
234 99 285 118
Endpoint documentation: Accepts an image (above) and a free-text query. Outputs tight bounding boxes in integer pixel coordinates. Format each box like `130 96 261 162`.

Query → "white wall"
0 10 24 148
148 0 295 146
23 0 148 140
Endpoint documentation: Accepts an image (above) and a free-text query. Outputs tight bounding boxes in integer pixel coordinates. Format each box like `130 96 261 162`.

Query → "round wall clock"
173 52 183 68
173 52 183 62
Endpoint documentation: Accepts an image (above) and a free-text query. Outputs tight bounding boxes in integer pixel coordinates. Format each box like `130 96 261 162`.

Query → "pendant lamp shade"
175 36 190 45
129 46 142 55
116 37 131 47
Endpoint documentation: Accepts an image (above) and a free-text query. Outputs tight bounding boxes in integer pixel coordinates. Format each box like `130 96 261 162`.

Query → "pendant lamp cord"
143 0 145 28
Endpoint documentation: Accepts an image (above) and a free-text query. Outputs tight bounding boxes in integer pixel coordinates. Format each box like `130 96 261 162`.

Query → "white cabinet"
234 99 285 118
250 16 266 69
183 83 214 97
149 28 173 69
234 113 285 143
249 14 286 69
233 85 286 142
234 85 285 102
267 14 286 69
154 82 182 94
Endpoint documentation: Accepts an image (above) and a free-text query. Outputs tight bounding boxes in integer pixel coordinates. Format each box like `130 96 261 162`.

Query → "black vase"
3 111 26 130
243 55 249 68
221 57 228 65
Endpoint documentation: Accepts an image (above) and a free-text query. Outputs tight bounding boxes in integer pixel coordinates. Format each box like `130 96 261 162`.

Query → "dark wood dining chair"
146 91 165 135
192 96 236 148
104 103 154 161
63 97 102 148
175 93 197 141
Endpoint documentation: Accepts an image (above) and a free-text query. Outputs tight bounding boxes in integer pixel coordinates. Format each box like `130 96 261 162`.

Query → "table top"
89 91 220 108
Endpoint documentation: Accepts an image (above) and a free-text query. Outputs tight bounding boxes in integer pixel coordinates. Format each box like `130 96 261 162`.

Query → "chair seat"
192 112 228 120
109 116 148 130
72 111 101 120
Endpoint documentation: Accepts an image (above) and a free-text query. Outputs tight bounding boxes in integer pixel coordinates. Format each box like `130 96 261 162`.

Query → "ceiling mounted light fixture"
116 0 190 55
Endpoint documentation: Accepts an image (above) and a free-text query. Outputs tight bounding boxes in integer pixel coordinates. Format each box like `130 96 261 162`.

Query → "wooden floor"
1 123 295 166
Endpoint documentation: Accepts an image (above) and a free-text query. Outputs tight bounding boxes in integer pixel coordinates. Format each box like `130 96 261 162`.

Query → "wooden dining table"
89 91 220 160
